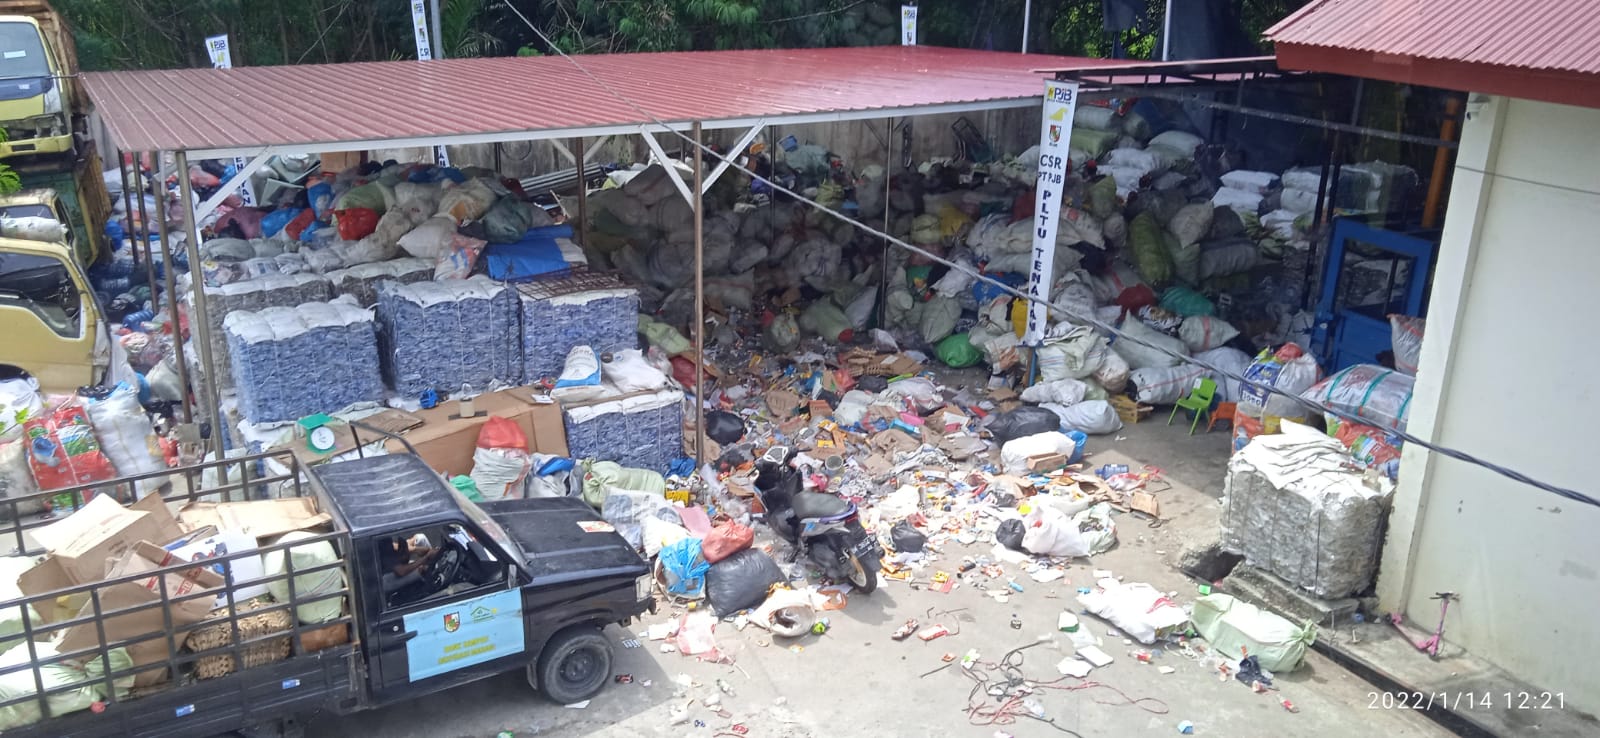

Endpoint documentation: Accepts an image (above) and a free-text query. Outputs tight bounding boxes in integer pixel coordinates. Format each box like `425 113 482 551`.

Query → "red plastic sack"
23 399 116 491
1115 283 1158 314
283 208 317 241
700 522 754 564
334 207 379 240
476 416 528 452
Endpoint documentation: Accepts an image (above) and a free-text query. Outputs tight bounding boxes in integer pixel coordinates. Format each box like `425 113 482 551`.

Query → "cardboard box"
386 388 568 477
1027 453 1069 473
164 530 270 608
58 541 226 687
177 498 330 543
20 493 183 597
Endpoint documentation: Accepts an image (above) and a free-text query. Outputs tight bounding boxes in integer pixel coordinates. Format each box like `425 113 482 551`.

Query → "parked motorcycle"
753 446 882 593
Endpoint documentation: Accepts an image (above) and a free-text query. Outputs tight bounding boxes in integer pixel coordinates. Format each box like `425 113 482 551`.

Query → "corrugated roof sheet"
1266 0 1600 75
84 46 1111 156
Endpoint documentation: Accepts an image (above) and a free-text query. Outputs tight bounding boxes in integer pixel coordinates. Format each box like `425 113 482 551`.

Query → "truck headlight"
635 573 654 601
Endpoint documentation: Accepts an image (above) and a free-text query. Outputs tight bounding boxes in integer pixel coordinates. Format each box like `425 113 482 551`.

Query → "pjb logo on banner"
901 6 918 46
205 35 231 69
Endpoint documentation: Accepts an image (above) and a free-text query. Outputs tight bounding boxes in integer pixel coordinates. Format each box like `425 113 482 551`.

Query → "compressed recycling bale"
375 277 523 395
224 297 384 423
519 284 639 381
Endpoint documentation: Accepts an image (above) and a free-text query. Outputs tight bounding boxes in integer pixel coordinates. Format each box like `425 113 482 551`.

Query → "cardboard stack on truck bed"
0 440 652 737
0 451 356 734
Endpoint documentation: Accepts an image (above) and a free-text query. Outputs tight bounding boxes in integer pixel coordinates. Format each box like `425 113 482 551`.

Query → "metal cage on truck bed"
0 450 360 737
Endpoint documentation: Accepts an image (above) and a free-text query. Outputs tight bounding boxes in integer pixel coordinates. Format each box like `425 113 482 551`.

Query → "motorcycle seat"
791 491 852 522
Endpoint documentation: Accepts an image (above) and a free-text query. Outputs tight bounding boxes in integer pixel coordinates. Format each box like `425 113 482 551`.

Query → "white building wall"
1380 95 1600 714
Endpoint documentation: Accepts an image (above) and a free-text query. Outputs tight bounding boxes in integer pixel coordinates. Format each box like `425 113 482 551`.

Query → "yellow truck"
0 1 84 160
0 148 114 392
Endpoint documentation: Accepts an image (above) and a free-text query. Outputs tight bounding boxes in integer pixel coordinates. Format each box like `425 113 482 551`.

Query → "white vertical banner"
204 35 232 68
411 1 433 60
205 35 255 205
1023 80 1080 346
410 1 450 167
901 5 918 45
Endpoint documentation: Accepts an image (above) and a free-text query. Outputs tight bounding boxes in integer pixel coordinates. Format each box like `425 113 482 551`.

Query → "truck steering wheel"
426 543 464 592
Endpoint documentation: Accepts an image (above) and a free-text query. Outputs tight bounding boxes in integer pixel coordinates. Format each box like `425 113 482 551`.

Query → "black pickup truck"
0 447 653 737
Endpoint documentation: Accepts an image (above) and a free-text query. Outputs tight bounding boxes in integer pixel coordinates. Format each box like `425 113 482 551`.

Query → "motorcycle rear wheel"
846 552 880 594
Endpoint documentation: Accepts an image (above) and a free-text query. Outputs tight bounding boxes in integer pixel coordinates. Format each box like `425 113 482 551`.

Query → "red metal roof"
83 46 1112 156
1267 0 1600 109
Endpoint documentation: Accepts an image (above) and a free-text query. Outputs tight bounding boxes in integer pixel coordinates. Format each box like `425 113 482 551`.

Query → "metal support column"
130 155 159 303
175 150 226 454
573 137 589 244
877 117 894 327
116 151 136 260
692 122 706 466
151 152 193 425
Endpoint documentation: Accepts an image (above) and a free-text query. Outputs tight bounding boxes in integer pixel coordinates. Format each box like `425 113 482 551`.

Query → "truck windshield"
454 494 529 572
0 204 52 220
0 251 79 337
0 22 51 100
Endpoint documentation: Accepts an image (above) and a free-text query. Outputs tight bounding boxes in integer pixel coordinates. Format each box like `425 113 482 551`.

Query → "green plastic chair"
1168 377 1218 435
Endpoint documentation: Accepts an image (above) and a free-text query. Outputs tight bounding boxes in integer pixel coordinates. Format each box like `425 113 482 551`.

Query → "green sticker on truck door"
401 589 524 682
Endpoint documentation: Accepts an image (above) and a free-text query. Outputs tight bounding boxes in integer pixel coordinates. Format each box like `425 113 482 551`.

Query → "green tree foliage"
55 0 1311 71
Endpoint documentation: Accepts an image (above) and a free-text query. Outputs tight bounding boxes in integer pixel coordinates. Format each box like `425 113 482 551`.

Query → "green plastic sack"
581 460 666 510
640 316 693 356
936 333 983 368
1191 594 1316 673
1128 212 1173 288
0 642 132 729
335 182 391 215
450 475 484 502
1069 128 1119 157
263 531 347 625
1164 229 1200 285
800 299 853 343
1160 286 1215 317
481 197 535 244
1086 175 1118 220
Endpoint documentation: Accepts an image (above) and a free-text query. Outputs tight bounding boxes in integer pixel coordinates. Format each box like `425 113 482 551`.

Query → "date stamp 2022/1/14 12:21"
1369 691 1566 711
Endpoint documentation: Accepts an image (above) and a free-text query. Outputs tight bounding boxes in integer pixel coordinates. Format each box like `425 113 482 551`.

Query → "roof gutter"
1275 43 1600 111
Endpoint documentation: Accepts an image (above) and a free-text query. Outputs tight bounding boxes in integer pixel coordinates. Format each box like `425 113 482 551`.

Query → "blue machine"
1312 218 1437 373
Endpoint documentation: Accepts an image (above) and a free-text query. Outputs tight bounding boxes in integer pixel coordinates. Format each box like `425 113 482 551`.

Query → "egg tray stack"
375 277 523 396
326 258 434 307
514 273 640 382
190 274 333 390
223 297 385 424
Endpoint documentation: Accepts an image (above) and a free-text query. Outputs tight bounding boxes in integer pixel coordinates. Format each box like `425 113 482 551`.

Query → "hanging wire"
500 3 1594 510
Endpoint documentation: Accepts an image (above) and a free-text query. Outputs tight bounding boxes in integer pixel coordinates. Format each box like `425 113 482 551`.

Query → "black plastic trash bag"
706 549 787 616
706 410 747 445
890 521 927 554
988 406 1060 445
997 519 1027 552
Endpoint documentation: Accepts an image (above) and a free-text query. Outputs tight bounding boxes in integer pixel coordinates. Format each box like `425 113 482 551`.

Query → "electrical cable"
501 3 1595 509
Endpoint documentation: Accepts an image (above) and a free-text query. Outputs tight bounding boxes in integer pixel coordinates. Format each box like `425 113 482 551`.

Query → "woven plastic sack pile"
223 297 384 423
376 276 522 395
519 287 639 381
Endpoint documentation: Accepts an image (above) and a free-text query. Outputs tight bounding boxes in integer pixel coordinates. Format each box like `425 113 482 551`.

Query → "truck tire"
532 627 612 704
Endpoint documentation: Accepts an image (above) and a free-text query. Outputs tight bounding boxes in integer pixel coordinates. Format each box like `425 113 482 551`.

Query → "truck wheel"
532 628 612 704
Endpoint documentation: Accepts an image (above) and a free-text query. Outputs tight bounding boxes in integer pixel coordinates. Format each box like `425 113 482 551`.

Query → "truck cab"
0 234 106 390
0 8 78 159
311 453 654 707
0 161 115 390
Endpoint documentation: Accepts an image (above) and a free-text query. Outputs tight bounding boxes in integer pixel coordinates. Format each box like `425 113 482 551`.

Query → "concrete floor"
306 418 1448 738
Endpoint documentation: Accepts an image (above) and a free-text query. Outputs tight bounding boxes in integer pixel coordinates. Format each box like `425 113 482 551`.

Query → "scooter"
753 446 882 594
